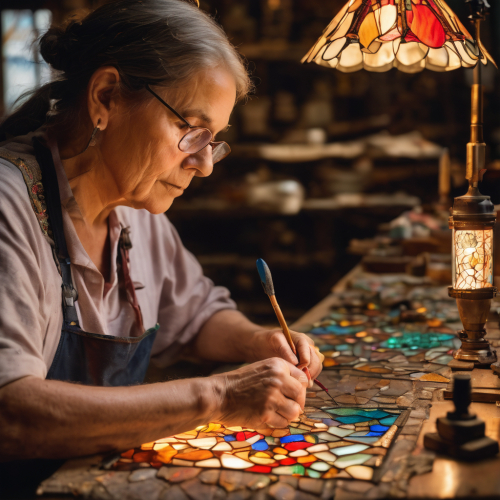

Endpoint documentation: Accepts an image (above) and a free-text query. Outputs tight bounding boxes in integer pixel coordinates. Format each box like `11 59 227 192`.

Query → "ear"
86 66 121 132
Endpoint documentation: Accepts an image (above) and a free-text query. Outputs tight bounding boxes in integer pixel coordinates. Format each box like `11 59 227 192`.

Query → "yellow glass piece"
416 307 427 313
355 331 367 338
140 441 155 450
273 447 288 455
359 11 379 48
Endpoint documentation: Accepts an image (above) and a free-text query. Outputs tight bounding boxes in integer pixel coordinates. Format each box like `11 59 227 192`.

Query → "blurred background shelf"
2 0 500 325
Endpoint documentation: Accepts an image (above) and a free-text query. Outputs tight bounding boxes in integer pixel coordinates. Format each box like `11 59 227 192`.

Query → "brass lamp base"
449 287 497 366
454 333 497 366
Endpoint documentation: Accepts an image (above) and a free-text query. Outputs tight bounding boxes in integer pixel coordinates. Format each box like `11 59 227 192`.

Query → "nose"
181 145 213 178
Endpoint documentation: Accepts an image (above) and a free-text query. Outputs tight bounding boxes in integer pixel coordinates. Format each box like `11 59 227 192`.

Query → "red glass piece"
244 431 259 440
236 432 246 441
411 4 446 47
300 462 315 468
280 458 297 465
247 465 272 473
284 442 313 451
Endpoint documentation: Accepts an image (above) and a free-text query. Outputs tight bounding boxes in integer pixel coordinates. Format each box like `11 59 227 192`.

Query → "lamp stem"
466 18 486 188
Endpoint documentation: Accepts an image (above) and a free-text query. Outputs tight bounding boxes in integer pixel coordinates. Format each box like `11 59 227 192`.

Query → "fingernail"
299 374 308 383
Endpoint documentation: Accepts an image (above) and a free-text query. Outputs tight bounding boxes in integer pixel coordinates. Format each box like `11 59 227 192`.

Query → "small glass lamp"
303 0 498 365
302 0 496 73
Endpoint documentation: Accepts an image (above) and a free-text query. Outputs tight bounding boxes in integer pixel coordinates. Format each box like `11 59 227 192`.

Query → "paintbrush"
256 258 332 399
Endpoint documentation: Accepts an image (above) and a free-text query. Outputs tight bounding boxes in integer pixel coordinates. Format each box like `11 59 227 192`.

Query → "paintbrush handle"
269 295 297 356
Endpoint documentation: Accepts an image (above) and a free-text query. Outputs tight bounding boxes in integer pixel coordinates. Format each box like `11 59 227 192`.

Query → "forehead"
171 68 237 128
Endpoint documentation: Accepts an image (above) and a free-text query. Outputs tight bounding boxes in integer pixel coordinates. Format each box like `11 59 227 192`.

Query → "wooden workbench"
34 266 500 500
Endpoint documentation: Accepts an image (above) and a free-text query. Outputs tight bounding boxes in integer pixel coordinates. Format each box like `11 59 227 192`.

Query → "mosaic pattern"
114 407 407 481
453 229 493 289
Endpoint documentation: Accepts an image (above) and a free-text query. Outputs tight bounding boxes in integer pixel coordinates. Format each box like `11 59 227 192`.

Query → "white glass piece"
376 4 397 34
453 229 493 289
333 444 370 456
425 47 448 71
310 461 331 472
396 42 428 66
273 454 288 460
346 465 374 480
220 453 253 469
338 43 363 68
316 431 342 441
313 451 338 462
334 453 371 469
444 43 463 71
453 41 477 67
307 443 330 453
172 444 189 450
328 427 354 437
323 37 348 61
187 437 217 449
364 42 395 69
289 449 309 457
196 458 221 468
212 442 232 451
246 434 262 445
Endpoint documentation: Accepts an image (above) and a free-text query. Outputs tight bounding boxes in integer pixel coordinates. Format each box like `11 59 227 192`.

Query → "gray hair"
0 0 252 140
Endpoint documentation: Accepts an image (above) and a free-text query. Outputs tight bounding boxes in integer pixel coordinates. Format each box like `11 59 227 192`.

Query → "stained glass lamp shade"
301 0 495 73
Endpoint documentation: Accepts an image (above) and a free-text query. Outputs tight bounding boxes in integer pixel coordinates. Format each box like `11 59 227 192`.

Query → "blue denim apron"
0 139 158 498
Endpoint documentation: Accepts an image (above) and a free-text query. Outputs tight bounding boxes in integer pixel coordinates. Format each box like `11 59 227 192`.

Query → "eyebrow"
181 108 230 135
181 108 213 126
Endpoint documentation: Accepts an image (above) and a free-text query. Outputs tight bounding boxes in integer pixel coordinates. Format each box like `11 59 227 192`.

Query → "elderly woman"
0 0 323 473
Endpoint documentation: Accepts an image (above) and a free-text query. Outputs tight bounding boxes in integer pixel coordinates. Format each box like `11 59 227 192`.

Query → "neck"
57 141 123 228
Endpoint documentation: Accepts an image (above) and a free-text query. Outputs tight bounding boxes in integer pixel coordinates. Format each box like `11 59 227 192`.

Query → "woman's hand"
211 357 308 429
248 328 324 384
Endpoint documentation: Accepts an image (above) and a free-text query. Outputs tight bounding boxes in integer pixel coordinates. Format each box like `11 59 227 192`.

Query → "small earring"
88 119 101 147
60 120 102 160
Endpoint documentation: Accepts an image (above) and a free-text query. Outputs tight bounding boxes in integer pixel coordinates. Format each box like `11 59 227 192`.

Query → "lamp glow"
302 0 496 73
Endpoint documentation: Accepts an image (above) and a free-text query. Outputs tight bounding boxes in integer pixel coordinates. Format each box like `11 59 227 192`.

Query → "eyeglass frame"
145 84 231 163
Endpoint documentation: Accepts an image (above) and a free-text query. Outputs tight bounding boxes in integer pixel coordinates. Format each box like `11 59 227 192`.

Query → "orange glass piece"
121 449 134 459
155 445 178 464
302 0 492 73
175 450 213 462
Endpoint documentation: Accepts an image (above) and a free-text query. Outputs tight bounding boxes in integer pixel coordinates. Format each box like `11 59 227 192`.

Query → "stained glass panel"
453 229 493 289
113 407 408 481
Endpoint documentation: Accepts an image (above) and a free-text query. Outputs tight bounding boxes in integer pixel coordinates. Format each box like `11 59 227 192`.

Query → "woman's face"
100 67 236 214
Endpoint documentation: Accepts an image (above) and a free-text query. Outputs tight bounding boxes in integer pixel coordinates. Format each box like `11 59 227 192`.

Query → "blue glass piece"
388 309 400 318
224 435 236 441
336 416 372 424
335 344 351 351
252 440 269 451
369 425 389 432
280 435 304 443
379 416 398 425
309 328 331 335
366 431 384 437
326 408 391 419
318 344 336 352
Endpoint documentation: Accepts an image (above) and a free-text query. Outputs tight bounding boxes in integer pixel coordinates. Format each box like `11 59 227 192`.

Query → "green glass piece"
290 427 305 435
334 453 371 469
306 468 322 478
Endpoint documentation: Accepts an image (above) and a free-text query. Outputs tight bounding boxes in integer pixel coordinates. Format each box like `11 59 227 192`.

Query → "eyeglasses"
145 84 231 164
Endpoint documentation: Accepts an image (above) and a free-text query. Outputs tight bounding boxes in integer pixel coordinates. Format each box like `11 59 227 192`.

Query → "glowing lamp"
301 0 496 73
303 0 498 365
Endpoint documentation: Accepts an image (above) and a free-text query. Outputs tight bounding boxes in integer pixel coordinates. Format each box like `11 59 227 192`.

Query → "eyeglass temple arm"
145 84 192 128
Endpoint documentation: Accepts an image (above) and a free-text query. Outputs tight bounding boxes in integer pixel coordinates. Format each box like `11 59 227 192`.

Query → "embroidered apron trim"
0 147 53 240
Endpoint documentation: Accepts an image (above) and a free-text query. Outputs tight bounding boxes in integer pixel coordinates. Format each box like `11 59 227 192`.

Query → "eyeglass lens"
178 128 231 164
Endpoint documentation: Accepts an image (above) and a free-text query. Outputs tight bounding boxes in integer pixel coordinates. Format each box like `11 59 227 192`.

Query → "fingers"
308 345 323 380
269 330 299 365
295 336 311 370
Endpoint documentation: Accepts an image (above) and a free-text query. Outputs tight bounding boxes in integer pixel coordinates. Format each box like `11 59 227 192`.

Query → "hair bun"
39 23 80 73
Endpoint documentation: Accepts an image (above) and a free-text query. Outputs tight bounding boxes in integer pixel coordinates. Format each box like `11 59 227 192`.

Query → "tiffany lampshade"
301 0 495 73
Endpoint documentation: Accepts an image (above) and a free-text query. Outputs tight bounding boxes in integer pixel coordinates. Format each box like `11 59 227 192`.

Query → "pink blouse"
0 134 236 388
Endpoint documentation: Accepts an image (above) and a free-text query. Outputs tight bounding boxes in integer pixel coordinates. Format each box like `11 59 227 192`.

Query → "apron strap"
118 227 145 333
33 138 80 326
